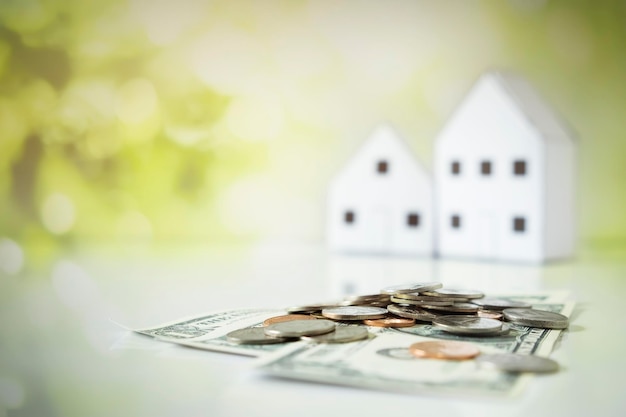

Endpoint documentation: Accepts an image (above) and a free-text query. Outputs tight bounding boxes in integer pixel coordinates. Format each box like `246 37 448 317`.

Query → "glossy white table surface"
1 243 625 417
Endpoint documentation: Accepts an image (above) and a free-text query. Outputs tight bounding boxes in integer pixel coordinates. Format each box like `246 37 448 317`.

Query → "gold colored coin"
409 341 480 360
263 314 317 326
477 310 503 320
363 318 416 328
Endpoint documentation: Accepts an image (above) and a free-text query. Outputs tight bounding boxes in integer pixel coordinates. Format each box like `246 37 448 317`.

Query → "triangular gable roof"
488 71 574 144
333 124 429 185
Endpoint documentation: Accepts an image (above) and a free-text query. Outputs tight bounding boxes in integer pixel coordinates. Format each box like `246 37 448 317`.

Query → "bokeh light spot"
217 175 281 236
131 0 207 46
226 94 285 141
116 211 153 242
41 193 75 235
115 78 159 125
0 0 55 34
190 25 267 95
0 238 24 275
51 260 99 312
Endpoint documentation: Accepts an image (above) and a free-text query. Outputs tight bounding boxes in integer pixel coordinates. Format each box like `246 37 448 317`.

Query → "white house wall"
327 126 433 256
435 74 545 262
543 140 576 259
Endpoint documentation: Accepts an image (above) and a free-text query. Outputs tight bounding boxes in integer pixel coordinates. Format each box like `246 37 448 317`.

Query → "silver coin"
390 296 453 307
339 297 391 307
433 315 502 335
486 323 511 336
286 302 341 313
380 282 443 295
264 319 336 338
387 304 439 322
421 302 479 313
391 292 460 303
322 306 388 320
226 327 293 345
478 322 511 337
422 288 484 299
301 326 369 343
471 298 532 310
476 353 559 373
503 308 569 329
343 293 391 302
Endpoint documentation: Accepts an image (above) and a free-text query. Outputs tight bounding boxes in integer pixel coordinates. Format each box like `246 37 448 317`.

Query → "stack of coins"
227 315 370 345
282 282 569 337
225 281 569 372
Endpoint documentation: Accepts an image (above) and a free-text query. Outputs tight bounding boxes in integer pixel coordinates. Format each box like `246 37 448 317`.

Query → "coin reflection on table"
409 341 480 360
263 314 317 326
363 317 416 328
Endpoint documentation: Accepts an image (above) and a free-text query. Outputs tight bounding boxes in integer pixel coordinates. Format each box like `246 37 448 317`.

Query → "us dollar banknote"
255 293 574 397
129 309 286 356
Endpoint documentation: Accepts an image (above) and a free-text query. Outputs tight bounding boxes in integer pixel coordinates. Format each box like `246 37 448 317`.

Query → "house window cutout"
513 217 525 232
344 211 355 224
451 161 461 175
407 213 420 227
514 160 527 176
481 160 492 176
451 214 461 229
377 160 388 174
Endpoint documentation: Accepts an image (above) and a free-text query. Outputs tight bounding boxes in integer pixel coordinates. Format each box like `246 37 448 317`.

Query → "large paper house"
434 71 576 263
327 125 433 256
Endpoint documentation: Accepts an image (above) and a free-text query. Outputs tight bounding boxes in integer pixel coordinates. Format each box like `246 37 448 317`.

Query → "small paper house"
434 71 576 263
327 125 433 256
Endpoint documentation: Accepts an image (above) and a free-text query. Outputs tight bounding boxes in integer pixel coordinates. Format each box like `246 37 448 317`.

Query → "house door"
477 212 497 260
365 208 391 254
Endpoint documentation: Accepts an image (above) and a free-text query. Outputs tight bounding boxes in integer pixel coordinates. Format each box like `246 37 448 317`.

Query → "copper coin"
363 318 416 328
477 310 503 320
263 314 317 326
409 341 480 360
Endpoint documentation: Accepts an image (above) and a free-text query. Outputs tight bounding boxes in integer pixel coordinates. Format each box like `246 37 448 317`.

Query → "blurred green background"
1 0 625 270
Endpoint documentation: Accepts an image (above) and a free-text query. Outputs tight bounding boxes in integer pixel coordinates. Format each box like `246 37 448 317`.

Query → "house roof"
488 71 575 144
331 124 430 186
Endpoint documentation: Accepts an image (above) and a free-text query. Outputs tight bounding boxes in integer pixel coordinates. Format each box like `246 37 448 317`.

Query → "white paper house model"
434 71 576 263
327 125 433 256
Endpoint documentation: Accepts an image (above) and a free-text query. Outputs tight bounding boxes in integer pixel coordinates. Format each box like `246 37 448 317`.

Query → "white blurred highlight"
0 377 25 409
115 78 158 125
131 0 207 46
217 174 320 239
41 193 75 235
226 93 285 141
116 211 153 242
190 24 268 95
51 260 99 313
0 238 24 275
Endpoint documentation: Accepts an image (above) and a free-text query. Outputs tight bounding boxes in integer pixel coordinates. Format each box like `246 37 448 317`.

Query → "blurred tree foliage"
0 0 241 252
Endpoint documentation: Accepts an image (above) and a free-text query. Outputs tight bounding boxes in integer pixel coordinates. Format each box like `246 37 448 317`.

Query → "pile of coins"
227 315 370 345
283 281 569 337
225 281 568 372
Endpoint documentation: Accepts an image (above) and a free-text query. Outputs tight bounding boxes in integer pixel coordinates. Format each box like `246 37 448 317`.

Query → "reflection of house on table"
328 71 576 263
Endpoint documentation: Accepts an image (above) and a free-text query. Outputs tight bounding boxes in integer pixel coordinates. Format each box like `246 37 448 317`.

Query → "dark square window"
451 215 461 229
451 161 461 175
513 217 526 232
407 213 420 227
514 160 527 176
377 160 388 174
344 211 355 224
481 160 492 176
